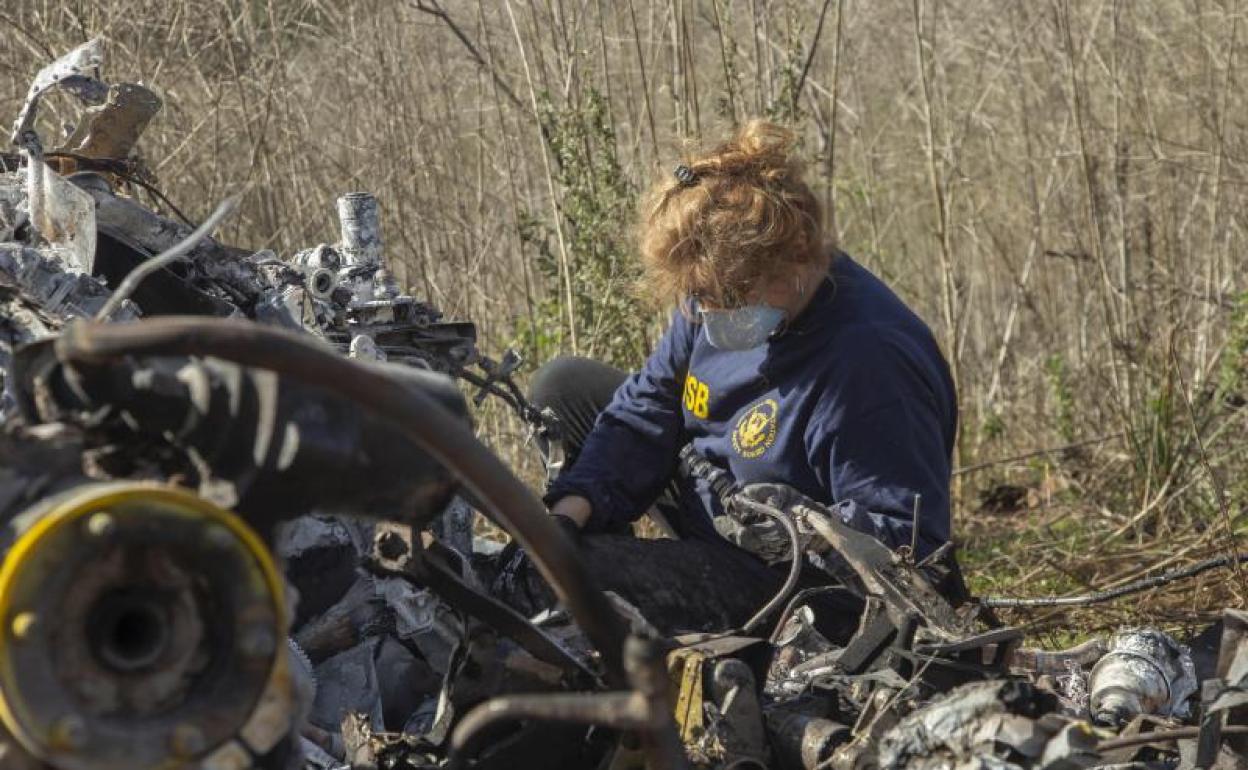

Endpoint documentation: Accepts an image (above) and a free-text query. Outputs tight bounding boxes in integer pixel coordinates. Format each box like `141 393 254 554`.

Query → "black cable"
42 151 198 227
740 502 803 635
126 174 197 227
981 552 1248 608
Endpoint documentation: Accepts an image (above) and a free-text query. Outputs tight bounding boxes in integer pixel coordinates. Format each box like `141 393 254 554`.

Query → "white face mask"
699 305 786 350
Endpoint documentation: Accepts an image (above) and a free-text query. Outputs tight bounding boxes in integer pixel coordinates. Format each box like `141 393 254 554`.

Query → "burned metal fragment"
1088 630 1197 728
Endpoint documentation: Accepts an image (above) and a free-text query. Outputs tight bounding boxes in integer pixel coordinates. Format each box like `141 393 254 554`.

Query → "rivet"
51 715 87 751
10 611 36 641
170 723 205 757
85 512 116 538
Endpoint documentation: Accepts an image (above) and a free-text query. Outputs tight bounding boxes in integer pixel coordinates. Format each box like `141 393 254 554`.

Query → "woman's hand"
550 494 592 529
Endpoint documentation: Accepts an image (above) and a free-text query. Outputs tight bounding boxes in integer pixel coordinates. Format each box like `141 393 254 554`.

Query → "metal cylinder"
765 706 851 770
306 266 337 300
1088 629 1194 727
336 192 382 267
0 482 294 770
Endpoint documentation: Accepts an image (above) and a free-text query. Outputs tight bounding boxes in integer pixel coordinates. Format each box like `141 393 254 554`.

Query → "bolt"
85 512 115 538
239 624 277 659
10 611 36 641
169 723 205 758
51 715 87 751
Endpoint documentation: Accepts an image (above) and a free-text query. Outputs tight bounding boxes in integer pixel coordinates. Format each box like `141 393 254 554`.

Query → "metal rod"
909 493 921 558
1096 724 1248 753
982 552 1248 609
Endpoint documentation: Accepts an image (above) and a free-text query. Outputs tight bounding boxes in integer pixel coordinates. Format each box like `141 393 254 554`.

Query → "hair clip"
673 164 698 186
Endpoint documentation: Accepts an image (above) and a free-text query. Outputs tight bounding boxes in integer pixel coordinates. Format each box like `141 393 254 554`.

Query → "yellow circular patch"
732 398 779 459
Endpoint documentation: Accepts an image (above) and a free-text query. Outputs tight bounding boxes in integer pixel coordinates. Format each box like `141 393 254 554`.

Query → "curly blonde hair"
638 119 824 309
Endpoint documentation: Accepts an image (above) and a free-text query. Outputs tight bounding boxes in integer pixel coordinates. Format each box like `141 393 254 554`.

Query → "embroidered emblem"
732 398 778 459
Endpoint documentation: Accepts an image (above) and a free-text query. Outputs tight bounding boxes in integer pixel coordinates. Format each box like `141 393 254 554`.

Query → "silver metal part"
765 707 850 770
10 39 107 150
336 192 382 268
1088 628 1197 727
306 266 337 300
348 334 385 362
0 243 135 322
26 158 96 272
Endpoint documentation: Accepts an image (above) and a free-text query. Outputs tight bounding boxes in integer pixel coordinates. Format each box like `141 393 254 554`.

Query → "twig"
408 0 525 112
953 432 1124 476
501 0 579 353
793 0 834 112
1171 342 1247 596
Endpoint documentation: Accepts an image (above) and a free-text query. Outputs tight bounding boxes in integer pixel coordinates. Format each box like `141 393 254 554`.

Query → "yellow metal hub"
0 482 287 770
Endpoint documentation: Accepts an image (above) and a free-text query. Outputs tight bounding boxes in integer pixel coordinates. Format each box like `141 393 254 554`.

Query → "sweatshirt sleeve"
804 327 954 556
544 313 696 532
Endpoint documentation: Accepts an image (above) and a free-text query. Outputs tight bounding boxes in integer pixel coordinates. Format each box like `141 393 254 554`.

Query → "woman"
502 120 957 634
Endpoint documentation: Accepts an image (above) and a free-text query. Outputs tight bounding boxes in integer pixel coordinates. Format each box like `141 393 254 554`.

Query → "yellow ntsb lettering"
683 373 710 419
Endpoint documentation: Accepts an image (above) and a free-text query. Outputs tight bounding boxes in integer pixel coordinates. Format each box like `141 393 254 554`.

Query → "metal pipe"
769 585 855 645
449 691 644 767
448 636 687 770
1009 639 1109 677
982 553 1248 608
737 500 803 636
55 317 629 684
1096 724 1248 753
337 192 382 267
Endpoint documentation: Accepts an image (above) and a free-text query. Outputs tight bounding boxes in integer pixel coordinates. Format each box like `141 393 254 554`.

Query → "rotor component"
0 482 293 770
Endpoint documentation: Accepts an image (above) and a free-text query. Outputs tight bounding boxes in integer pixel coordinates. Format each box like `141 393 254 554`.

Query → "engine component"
44 316 630 683
448 636 688 770
0 481 295 770
1088 629 1197 727
765 705 851 770
876 680 1091 770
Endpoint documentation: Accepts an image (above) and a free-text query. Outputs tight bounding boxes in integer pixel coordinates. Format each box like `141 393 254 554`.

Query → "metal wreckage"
2 40 1248 770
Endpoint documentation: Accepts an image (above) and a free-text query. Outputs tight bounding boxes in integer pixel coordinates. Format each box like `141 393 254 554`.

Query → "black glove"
715 482 822 564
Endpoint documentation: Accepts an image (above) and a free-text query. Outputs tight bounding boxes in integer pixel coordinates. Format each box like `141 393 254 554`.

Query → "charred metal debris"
1 40 1246 770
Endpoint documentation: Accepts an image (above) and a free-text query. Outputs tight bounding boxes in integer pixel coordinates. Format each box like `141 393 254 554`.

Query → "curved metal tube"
55 317 628 683
449 636 687 770
736 499 803 636
449 691 646 765
1009 639 1109 677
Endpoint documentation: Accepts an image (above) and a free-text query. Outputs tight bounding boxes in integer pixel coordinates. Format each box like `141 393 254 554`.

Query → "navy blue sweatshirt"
546 253 957 556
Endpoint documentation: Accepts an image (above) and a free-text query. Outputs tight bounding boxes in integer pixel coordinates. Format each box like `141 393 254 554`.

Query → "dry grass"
3 0 1246 640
